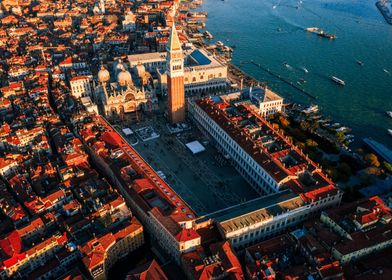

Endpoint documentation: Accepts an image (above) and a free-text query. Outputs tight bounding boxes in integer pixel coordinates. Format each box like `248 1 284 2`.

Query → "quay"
376 1 392 25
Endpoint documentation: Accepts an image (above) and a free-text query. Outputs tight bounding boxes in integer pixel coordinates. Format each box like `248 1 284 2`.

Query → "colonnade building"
189 93 343 249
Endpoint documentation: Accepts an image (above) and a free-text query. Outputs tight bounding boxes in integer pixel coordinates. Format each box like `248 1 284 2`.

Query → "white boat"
331 123 341 128
383 69 390 75
283 62 292 69
331 76 345 86
336 126 351 132
302 105 319 114
302 67 309 73
388 129 392 136
387 111 392 118
216 41 224 47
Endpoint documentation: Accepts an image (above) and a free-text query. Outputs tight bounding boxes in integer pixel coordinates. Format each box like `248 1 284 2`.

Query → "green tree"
337 162 352 182
383 161 392 173
364 153 380 168
305 139 318 150
272 123 280 130
279 116 290 128
300 120 311 131
290 128 307 142
335 131 346 143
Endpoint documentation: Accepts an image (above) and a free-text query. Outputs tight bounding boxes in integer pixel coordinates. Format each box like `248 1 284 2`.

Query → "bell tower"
166 23 185 124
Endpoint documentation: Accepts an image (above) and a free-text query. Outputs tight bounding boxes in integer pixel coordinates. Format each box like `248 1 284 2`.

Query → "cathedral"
95 60 156 117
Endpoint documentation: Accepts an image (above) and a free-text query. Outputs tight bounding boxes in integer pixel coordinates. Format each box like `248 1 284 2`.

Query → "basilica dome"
117 69 133 87
98 65 110 83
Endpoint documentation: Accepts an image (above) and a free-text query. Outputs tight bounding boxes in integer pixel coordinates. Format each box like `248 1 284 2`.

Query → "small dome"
117 69 133 86
98 65 110 83
114 59 125 73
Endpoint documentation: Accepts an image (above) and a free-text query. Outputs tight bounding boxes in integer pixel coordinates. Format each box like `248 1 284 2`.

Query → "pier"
239 61 317 100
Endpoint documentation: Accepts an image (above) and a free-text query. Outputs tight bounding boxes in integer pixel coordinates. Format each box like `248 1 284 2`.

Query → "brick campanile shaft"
166 23 185 124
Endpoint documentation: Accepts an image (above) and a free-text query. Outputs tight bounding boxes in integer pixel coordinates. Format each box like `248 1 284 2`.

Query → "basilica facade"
95 60 156 117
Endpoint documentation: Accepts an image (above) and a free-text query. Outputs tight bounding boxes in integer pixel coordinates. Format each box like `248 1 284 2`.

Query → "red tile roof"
176 228 200 243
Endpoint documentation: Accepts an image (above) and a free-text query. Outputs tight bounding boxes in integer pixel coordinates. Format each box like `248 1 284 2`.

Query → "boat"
331 123 341 128
302 105 319 114
388 129 392 136
305 27 320 32
305 27 336 40
204 30 213 39
317 31 336 40
302 67 309 73
336 126 351 132
356 60 364 66
386 111 392 118
216 41 224 47
283 62 291 69
383 69 390 75
188 12 208 18
331 76 345 86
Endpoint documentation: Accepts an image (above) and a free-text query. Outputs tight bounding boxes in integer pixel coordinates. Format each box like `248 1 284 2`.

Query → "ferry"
331 76 345 86
386 111 392 118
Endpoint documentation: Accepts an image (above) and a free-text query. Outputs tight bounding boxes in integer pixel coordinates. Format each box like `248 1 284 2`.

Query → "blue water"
200 0 392 148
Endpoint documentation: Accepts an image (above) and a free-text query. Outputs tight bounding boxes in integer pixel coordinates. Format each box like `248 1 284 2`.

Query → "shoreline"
179 0 374 152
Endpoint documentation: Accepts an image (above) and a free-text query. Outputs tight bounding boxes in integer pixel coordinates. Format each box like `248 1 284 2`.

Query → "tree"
364 153 380 168
337 162 352 182
383 161 392 173
300 120 311 131
279 116 290 128
289 128 307 142
296 141 305 150
335 131 346 143
305 139 318 150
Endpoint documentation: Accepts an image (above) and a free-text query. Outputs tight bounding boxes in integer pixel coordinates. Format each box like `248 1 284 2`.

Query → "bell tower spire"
166 23 185 123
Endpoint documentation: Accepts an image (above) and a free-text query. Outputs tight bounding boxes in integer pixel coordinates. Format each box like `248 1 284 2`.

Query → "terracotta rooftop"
195 97 337 201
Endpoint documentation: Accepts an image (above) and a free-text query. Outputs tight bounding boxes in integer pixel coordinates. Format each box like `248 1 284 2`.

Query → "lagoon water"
200 0 392 148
